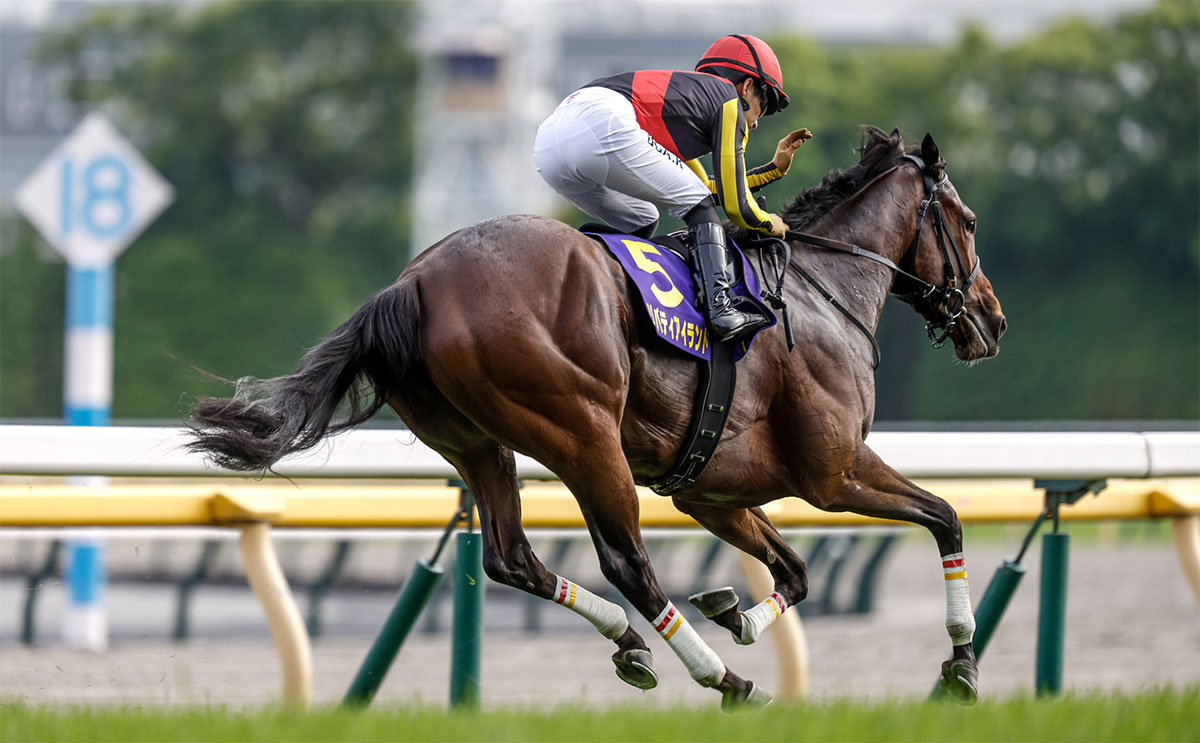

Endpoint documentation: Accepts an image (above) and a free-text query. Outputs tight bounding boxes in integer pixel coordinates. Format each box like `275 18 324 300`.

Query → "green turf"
3 687 1197 743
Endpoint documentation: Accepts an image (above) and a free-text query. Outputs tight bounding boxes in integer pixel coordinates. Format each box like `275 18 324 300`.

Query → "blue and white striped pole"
62 264 114 651
14 112 174 651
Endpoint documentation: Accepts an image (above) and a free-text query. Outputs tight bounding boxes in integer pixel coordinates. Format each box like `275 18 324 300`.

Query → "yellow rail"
3 478 1196 710
1 479 1197 528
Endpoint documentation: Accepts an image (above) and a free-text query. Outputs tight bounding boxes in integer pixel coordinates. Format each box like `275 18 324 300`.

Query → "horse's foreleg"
453 443 658 689
822 444 979 704
671 501 808 645
560 452 769 707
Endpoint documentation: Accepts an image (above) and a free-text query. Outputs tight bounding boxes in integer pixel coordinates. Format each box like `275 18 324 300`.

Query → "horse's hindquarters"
401 216 634 472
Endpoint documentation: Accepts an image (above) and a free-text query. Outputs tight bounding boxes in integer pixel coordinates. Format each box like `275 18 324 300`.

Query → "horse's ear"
921 133 941 168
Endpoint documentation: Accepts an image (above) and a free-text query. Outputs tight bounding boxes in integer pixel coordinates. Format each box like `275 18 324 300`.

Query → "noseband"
892 154 981 347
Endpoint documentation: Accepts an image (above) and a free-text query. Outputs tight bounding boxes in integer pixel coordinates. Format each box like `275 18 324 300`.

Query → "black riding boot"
689 222 770 343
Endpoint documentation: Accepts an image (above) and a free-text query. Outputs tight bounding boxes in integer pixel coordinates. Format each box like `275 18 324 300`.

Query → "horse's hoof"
720 681 773 712
613 648 658 690
939 658 979 706
689 586 739 618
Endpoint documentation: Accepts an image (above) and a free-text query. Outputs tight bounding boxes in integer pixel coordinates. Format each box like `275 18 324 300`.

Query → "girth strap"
645 340 737 497
579 223 740 497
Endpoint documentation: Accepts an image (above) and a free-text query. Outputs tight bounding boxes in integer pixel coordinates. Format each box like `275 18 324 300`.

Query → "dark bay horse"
188 126 1006 707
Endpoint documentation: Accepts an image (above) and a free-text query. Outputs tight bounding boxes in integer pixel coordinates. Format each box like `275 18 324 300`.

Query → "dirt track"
1 536 1196 709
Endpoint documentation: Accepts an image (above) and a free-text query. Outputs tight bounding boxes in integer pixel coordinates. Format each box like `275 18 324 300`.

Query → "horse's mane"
728 125 929 245
780 125 908 230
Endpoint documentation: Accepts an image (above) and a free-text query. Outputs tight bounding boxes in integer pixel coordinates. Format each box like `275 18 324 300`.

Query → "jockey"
534 34 811 343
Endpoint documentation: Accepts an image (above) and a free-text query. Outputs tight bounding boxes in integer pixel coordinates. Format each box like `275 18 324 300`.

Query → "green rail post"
22 540 62 646
343 558 446 706
971 559 1027 656
854 533 899 614
343 486 473 708
307 540 353 638
174 540 220 641
1036 532 1069 695
449 489 484 709
1031 479 1105 697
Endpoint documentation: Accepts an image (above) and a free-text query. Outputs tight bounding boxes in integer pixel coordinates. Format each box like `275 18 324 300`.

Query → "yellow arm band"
685 158 716 193
746 163 783 191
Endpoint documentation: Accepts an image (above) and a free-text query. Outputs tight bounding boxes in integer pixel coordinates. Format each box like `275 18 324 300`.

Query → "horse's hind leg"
430 423 767 704
441 392 767 704
553 442 769 708
450 440 660 690
389 375 659 689
671 501 808 645
820 444 979 705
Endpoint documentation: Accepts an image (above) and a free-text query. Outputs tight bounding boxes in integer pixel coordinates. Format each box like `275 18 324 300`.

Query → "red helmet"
696 34 789 116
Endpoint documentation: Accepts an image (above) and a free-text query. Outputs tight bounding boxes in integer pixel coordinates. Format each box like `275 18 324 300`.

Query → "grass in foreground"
2 686 1197 743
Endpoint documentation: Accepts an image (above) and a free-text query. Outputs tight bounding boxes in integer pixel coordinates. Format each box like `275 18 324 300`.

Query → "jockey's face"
736 78 764 130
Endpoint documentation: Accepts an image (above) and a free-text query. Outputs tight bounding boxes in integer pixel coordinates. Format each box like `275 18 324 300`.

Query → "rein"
752 155 980 366
754 238 881 368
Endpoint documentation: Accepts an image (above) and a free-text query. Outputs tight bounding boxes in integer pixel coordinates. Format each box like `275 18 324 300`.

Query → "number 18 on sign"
14 112 173 650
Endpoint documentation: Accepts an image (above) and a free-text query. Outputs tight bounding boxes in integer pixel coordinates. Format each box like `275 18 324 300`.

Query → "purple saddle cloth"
588 232 776 362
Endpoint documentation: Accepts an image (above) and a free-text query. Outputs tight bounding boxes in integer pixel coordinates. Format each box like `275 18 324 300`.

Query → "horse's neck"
799 176 918 332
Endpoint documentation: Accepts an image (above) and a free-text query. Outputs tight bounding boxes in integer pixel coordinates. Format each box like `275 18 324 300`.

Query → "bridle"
754 153 981 364
891 154 981 347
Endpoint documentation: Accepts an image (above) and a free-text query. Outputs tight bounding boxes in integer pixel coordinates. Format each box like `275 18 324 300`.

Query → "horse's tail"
186 279 420 473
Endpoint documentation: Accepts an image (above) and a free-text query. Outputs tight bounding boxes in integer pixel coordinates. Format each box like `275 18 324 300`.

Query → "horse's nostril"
998 317 1008 338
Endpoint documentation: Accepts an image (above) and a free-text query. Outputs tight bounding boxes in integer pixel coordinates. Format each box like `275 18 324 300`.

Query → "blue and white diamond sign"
13 112 174 651
14 112 173 268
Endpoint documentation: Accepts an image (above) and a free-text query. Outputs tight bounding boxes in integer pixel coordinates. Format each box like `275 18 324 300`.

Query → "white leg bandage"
552 575 629 640
652 602 725 687
736 591 787 645
942 553 975 645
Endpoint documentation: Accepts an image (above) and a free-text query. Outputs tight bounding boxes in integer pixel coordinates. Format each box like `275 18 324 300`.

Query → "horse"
187 125 1006 708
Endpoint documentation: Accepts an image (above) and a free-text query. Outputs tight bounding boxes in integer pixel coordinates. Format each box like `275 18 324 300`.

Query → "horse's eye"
965 219 977 234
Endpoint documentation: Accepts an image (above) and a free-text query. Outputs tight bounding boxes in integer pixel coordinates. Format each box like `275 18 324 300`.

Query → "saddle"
580 223 773 361
580 223 776 496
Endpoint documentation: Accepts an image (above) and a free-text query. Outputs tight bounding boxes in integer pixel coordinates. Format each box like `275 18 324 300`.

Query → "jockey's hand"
773 128 813 175
768 213 789 238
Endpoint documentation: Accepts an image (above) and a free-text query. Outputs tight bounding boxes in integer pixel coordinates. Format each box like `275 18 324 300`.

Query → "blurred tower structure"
408 0 558 259
407 0 779 260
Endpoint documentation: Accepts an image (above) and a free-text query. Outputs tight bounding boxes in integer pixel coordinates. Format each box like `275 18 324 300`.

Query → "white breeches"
533 87 711 232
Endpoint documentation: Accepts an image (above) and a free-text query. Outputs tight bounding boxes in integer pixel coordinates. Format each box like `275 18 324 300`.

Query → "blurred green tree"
752 2 1198 420
2 2 1195 423
1 0 417 419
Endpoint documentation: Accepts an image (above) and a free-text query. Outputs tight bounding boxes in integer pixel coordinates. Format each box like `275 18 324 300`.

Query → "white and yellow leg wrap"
552 575 629 640
652 602 724 687
942 553 975 645
735 591 787 645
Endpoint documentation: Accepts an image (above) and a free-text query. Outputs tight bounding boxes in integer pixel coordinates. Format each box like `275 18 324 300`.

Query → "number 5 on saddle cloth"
583 227 777 496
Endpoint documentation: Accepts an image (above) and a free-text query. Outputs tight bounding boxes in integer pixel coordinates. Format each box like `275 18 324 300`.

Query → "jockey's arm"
710 98 775 234
684 158 715 193
687 159 782 194
746 162 783 192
